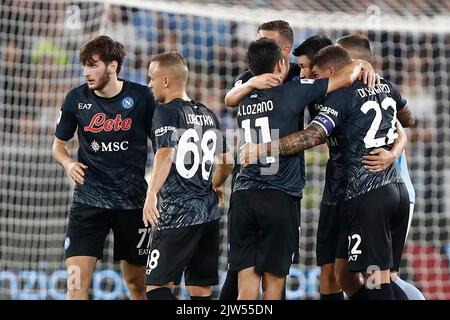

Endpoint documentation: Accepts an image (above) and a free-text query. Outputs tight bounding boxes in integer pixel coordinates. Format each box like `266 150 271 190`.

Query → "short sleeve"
151 105 179 150
383 79 407 110
311 89 348 136
55 90 77 141
289 78 329 114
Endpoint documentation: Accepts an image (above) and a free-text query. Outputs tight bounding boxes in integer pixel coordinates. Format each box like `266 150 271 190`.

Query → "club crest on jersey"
234 80 243 87
121 96 134 109
64 237 70 250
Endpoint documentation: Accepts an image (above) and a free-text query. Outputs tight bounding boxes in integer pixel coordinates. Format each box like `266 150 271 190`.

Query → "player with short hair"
144 52 233 300
292 34 333 79
230 34 384 300
241 45 411 300
308 44 408 300
220 19 300 300
52 35 157 300
335 34 424 300
225 20 299 109
232 38 371 300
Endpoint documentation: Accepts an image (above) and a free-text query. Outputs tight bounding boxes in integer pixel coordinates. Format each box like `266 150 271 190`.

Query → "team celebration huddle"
53 20 426 300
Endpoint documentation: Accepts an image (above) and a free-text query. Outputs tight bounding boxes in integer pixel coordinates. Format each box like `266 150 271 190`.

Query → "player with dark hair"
336 34 424 300
220 20 300 300
225 20 299 108
229 35 382 300
306 44 408 300
292 34 333 79
241 45 411 300
221 28 376 299
52 35 157 300
144 52 233 300
232 38 372 300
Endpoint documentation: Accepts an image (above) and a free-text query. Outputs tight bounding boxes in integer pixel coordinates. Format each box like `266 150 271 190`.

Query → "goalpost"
1 0 449 299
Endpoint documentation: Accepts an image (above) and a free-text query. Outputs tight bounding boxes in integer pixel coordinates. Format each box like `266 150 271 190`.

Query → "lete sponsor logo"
84 113 132 133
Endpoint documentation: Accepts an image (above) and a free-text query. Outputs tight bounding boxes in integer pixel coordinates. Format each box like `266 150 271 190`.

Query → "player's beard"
90 70 111 91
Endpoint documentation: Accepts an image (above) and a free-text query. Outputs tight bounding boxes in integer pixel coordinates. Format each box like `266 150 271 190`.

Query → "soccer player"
220 20 300 300
241 45 411 299
336 34 424 300
293 35 333 79
52 35 157 300
143 52 233 300
231 38 371 300
306 45 407 300
295 36 406 300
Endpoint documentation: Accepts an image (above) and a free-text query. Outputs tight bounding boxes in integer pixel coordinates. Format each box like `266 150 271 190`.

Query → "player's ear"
276 58 286 74
109 60 118 74
328 65 336 76
280 44 291 57
163 76 169 88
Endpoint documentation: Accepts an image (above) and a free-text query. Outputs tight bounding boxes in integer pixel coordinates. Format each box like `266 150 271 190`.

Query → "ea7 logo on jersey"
78 103 92 110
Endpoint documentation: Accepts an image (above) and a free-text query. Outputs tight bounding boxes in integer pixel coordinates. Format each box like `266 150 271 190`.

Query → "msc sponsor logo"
121 96 134 109
84 113 132 133
91 140 129 152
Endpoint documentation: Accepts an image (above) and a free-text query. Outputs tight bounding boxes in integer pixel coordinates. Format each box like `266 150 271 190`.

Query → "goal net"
1 0 449 299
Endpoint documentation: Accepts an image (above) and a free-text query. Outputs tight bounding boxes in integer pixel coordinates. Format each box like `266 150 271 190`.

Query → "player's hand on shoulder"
143 192 160 227
362 148 395 172
248 73 282 89
64 161 88 185
357 61 377 88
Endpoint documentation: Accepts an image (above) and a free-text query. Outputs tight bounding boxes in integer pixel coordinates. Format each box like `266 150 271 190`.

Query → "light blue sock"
394 277 426 300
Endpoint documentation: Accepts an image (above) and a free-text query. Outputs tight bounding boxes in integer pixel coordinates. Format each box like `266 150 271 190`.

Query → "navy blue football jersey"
55 80 156 209
231 63 303 190
312 80 404 201
308 96 347 206
379 77 407 110
320 77 407 205
234 78 329 197
151 99 227 230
